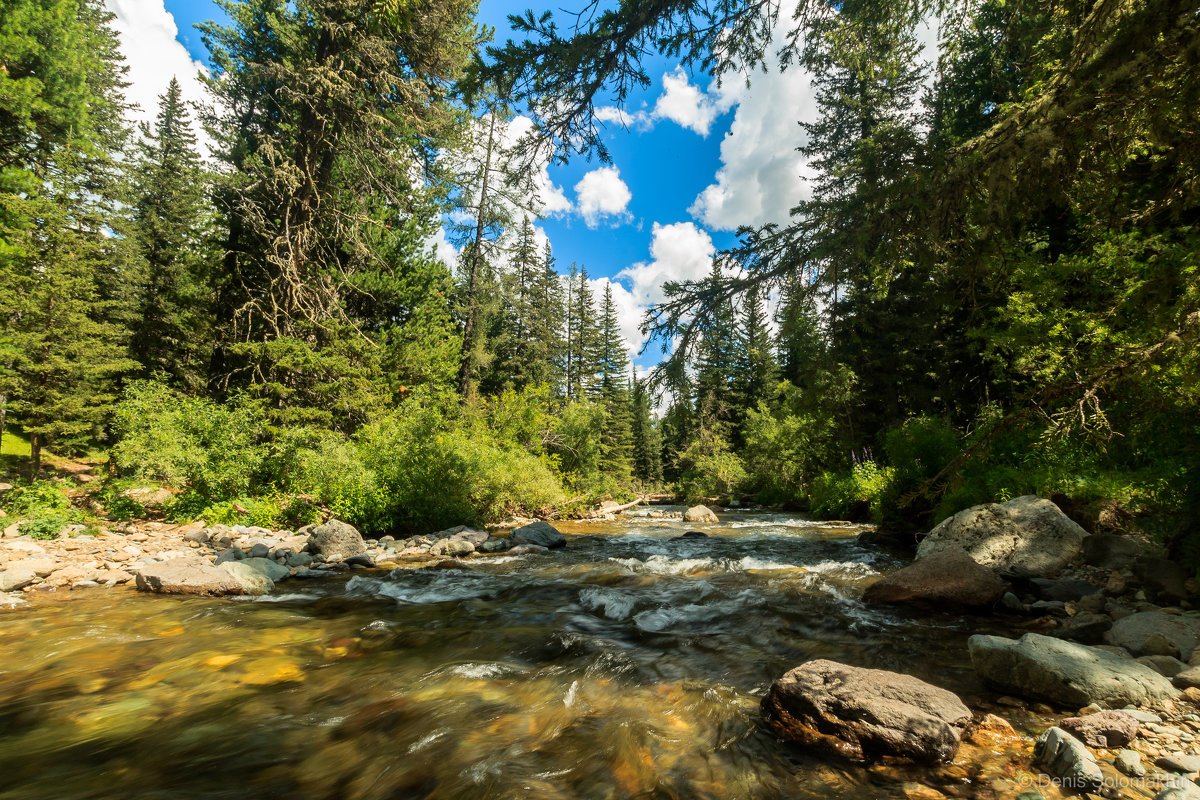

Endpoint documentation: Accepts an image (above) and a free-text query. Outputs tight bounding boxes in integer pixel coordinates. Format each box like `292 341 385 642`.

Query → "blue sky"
110 0 824 364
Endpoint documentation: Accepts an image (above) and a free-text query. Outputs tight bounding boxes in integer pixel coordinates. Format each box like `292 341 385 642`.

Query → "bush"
112 380 267 499
676 422 747 504
2 480 70 517
810 461 894 521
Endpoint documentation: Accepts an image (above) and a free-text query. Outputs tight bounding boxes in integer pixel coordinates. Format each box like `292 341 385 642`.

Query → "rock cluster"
1 517 568 603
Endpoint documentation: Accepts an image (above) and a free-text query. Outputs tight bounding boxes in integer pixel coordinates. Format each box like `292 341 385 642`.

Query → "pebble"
1115 749 1146 777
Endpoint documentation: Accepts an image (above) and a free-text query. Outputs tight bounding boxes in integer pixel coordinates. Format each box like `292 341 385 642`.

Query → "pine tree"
565 265 600 400
630 372 663 484
694 260 737 420
0 0 136 474
128 77 213 389
486 216 540 391
596 282 633 476
527 241 567 393
732 287 777 417
201 0 478 421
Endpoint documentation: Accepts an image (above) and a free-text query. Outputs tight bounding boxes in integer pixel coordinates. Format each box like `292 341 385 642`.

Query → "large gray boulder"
305 519 367 561
968 632 1178 708
1108 612 1200 660
1033 727 1103 792
862 548 1005 611
135 557 244 596
511 521 566 549
916 495 1087 576
683 505 718 524
1080 533 1143 569
761 659 971 764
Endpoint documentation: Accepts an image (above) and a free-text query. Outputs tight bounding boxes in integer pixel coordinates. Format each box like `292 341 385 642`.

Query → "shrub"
2 480 70 517
810 461 894 521
112 380 267 499
676 423 747 504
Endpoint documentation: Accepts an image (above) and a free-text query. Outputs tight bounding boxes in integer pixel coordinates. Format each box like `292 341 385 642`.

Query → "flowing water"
0 511 1034 800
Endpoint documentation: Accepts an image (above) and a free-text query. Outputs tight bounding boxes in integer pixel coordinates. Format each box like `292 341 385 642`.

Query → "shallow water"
0 511 1030 800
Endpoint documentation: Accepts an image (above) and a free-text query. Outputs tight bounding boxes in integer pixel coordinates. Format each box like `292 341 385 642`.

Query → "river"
0 509 1038 799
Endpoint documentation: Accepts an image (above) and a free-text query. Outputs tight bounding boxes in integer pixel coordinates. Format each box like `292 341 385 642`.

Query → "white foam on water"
230 592 321 603
563 679 580 707
735 556 801 571
578 586 638 620
350 572 500 604
446 662 518 679
609 555 717 575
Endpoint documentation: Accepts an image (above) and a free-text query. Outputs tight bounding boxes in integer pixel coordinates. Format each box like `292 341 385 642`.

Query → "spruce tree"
565 265 600 400
527 241 567 393
596 282 633 476
693 261 737 421
0 0 136 474
732 287 777 417
128 77 213 389
201 0 478 421
630 372 663 484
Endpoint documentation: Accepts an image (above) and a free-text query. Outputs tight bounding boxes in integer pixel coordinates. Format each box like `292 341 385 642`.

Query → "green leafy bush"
3 480 71 517
810 461 894 521
112 380 267 499
676 422 747 504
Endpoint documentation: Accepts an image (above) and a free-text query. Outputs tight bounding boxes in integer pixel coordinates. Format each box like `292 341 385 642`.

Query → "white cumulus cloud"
574 166 633 228
689 59 818 230
618 221 716 307
595 67 736 137
104 0 211 152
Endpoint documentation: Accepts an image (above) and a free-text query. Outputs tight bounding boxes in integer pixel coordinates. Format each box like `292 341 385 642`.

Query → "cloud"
430 226 459 269
574 166 633 228
503 115 572 217
653 67 736 136
595 67 735 137
689 56 819 231
104 0 212 153
618 221 715 307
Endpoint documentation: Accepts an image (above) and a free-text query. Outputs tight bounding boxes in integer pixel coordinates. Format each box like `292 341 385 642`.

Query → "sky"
106 0 838 368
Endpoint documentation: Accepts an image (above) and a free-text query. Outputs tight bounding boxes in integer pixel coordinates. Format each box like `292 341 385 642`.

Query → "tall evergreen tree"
0 0 136 474
527 241 567 393
732 287 777 432
693 260 738 420
565 265 600 400
630 371 663 484
595 282 633 475
128 77 213 389
201 0 479 423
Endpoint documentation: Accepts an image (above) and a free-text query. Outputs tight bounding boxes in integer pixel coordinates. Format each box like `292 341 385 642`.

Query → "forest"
1 0 1197 557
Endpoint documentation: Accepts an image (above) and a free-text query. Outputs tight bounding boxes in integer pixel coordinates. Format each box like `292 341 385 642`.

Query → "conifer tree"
128 77 213 389
565 265 599 400
693 261 737 420
630 372 663 484
527 241 567 393
732 287 777 416
0 0 136 474
596 282 633 476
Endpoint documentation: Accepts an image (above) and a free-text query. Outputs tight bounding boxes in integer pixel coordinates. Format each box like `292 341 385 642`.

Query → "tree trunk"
457 111 498 400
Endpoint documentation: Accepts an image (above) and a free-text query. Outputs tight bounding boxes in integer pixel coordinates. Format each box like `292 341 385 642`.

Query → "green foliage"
810 462 894 522
676 419 746 504
2 480 70 517
111 380 266 499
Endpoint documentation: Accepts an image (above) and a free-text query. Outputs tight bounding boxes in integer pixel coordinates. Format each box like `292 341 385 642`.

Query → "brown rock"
965 713 1020 748
1059 710 1140 748
762 659 972 764
863 549 1006 610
